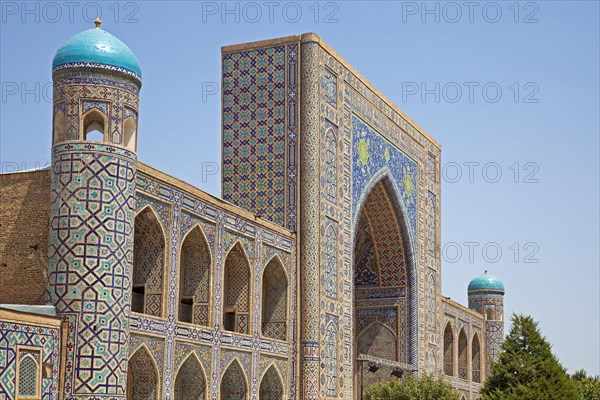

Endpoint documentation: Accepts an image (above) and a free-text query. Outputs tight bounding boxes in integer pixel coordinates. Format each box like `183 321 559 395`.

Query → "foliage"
571 369 600 400
481 314 581 400
364 374 459 400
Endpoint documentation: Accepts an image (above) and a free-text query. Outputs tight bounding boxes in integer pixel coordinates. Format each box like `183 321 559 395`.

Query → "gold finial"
95 18 101 29
484 269 488 274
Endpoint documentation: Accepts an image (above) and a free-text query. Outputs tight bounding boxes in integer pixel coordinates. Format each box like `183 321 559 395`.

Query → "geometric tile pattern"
224 243 251 334
458 329 468 380
354 211 379 286
261 258 287 341
0 321 60 400
322 121 338 204
322 221 338 300
133 207 165 317
427 191 436 257
179 226 211 326
48 142 136 397
472 334 481 383
174 355 206 400
323 315 338 398
222 45 299 230
127 346 158 400
220 360 247 400
18 354 38 396
444 323 454 376
320 67 337 108
259 365 283 400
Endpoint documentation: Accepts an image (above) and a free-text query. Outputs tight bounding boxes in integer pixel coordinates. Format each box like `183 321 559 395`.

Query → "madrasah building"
0 20 506 400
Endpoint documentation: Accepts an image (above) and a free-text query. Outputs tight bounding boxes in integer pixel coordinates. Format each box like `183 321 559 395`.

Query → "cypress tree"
481 314 581 400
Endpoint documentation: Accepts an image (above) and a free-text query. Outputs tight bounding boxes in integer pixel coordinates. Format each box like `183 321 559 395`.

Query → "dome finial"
94 17 101 29
484 269 488 274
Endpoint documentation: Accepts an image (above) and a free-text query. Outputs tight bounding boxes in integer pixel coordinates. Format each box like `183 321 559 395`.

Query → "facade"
0 24 506 400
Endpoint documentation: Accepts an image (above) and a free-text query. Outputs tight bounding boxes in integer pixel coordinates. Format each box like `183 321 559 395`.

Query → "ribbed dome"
53 27 141 77
468 271 505 295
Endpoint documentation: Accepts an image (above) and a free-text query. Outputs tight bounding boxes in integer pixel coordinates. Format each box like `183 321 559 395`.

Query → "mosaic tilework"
224 243 251 334
48 142 136 397
222 45 299 230
128 346 159 400
0 321 60 400
427 192 436 257
174 354 206 400
322 121 338 204
472 334 481 383
299 40 321 400
180 226 211 326
261 258 287 341
322 315 338 398
322 221 338 300
458 329 468 380
133 207 165 317
259 365 283 400
444 323 454 376
352 115 418 240
52 74 139 144
486 321 503 374
321 67 337 108
220 360 247 400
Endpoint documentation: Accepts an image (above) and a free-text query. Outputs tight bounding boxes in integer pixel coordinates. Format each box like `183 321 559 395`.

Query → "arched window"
123 107 137 150
223 243 250 334
443 323 454 376
179 226 211 325
53 109 67 144
486 307 494 321
174 354 206 400
127 346 158 400
472 333 481 383
458 328 468 380
260 365 283 400
220 360 247 400
133 207 165 317
261 257 288 341
83 109 106 141
18 354 39 397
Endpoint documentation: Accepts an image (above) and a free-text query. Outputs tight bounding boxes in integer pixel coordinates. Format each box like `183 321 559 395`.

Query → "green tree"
364 374 459 400
481 314 581 400
571 369 600 400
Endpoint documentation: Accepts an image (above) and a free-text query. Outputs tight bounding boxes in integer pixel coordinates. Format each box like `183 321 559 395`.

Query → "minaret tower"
48 19 141 398
468 270 505 376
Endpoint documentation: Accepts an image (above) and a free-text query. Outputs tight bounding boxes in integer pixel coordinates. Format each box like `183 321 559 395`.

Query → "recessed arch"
178 224 212 326
458 328 468 380
357 322 397 360
133 206 166 317
472 333 482 383
53 108 67 144
444 322 454 376
259 364 284 400
82 109 106 141
127 345 159 400
17 354 39 397
174 352 207 400
223 242 251 334
220 359 248 400
261 255 288 341
123 107 138 151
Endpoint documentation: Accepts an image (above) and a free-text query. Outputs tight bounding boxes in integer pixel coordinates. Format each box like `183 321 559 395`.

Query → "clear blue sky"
1 1 598 375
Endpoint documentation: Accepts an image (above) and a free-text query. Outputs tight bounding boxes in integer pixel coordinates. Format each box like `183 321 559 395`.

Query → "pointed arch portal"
353 176 414 394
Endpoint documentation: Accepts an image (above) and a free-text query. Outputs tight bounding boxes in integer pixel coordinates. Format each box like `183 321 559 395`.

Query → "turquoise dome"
53 27 141 77
468 272 505 294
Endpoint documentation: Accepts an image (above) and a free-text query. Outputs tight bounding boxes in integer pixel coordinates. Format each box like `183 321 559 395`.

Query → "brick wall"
0 170 50 304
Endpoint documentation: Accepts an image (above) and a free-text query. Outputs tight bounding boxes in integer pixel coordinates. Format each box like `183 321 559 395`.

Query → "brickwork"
0 170 51 305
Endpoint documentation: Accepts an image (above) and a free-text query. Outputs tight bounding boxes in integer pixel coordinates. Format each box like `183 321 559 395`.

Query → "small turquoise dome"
468 271 505 294
53 26 141 77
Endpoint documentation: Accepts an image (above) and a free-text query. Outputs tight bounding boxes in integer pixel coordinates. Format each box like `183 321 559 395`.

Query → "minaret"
48 19 141 398
468 270 505 376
